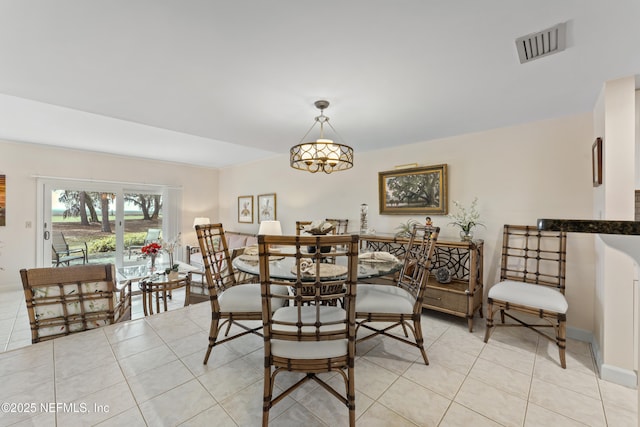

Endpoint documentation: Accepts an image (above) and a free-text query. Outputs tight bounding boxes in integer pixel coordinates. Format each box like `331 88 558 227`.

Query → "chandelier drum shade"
290 100 354 174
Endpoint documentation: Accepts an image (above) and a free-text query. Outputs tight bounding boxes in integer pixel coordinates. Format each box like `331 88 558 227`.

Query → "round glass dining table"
232 250 402 281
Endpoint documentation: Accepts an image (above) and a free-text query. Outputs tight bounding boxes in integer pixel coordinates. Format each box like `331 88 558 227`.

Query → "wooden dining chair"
484 225 569 367
295 221 313 235
258 233 359 426
326 218 349 234
20 264 132 343
355 225 439 365
196 223 287 365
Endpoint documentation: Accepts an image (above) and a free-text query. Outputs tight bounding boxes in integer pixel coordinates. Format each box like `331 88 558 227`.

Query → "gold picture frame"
257 193 277 223
378 164 448 215
238 195 254 223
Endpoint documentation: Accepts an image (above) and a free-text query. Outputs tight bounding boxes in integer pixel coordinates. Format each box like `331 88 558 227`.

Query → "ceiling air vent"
515 22 566 64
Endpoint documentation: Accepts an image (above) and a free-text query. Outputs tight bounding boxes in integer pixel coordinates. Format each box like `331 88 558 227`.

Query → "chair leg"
400 321 409 338
347 364 355 427
558 317 567 369
203 317 220 365
413 319 429 365
263 367 273 427
224 317 233 337
484 301 494 343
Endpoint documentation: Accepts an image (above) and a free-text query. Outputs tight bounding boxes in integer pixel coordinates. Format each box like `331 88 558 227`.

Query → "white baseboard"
567 326 593 343
572 326 638 389
600 363 638 388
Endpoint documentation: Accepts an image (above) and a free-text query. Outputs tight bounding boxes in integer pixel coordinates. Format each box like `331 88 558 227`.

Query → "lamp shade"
193 217 211 227
258 220 282 236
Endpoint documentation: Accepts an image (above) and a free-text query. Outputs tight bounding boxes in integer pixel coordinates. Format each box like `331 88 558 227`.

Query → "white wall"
219 113 596 332
593 76 637 384
0 139 219 291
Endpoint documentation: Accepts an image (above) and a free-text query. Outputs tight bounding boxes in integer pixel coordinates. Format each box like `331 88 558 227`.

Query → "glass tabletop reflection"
232 250 402 281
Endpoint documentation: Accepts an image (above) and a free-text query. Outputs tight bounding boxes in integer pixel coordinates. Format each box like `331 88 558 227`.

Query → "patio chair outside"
52 231 87 266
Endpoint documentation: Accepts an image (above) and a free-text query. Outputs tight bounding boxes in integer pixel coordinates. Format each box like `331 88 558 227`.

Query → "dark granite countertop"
537 219 640 235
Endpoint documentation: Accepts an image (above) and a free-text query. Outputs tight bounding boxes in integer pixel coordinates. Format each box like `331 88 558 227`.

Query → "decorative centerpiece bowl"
304 220 336 253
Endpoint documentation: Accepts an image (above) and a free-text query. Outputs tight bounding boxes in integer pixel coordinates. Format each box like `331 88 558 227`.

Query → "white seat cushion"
355 284 415 314
271 306 348 359
488 280 568 313
219 283 287 312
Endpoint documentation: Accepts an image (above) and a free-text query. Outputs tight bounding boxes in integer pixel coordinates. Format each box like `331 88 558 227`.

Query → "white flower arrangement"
160 233 182 265
449 197 483 234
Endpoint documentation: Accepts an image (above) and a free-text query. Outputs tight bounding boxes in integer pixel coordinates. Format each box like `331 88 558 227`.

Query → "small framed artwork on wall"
238 195 254 223
257 193 277 223
592 137 603 187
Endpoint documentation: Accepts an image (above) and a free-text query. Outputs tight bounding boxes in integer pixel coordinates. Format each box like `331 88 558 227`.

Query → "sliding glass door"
49 188 119 266
38 179 175 270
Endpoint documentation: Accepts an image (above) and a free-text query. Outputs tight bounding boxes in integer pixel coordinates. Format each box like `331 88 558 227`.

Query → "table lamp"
258 220 282 236
193 217 210 228
258 220 282 251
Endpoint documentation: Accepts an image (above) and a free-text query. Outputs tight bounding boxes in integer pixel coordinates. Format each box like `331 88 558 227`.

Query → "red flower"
141 242 162 255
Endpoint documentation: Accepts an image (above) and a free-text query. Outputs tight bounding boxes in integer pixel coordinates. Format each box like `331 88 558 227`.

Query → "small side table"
139 273 191 316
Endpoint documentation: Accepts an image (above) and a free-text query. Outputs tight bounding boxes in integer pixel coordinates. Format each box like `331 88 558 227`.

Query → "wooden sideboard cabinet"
360 234 484 332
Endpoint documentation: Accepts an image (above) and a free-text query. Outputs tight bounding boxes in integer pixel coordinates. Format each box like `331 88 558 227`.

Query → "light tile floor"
0 288 637 426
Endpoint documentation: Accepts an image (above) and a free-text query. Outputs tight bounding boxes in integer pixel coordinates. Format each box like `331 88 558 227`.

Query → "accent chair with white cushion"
196 223 287 365
484 224 569 368
355 224 439 365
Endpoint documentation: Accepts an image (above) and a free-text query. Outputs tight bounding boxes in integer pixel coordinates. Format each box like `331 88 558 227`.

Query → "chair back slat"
195 223 238 309
295 221 313 235
326 218 349 234
258 234 359 343
396 225 440 303
500 225 567 292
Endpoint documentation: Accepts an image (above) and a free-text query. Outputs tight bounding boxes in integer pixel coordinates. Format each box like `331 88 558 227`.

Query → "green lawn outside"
52 216 162 254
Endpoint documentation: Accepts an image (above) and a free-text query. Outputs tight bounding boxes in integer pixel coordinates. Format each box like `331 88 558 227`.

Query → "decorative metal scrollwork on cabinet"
361 235 484 332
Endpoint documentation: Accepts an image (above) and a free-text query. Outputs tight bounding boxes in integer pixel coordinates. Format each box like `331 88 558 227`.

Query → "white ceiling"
0 1 639 169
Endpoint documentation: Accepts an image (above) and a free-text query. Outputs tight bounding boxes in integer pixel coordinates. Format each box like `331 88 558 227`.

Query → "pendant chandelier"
290 100 354 174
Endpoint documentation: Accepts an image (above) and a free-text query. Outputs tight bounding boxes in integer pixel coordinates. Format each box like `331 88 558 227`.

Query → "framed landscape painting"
238 195 253 223
378 164 448 215
257 193 277 223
